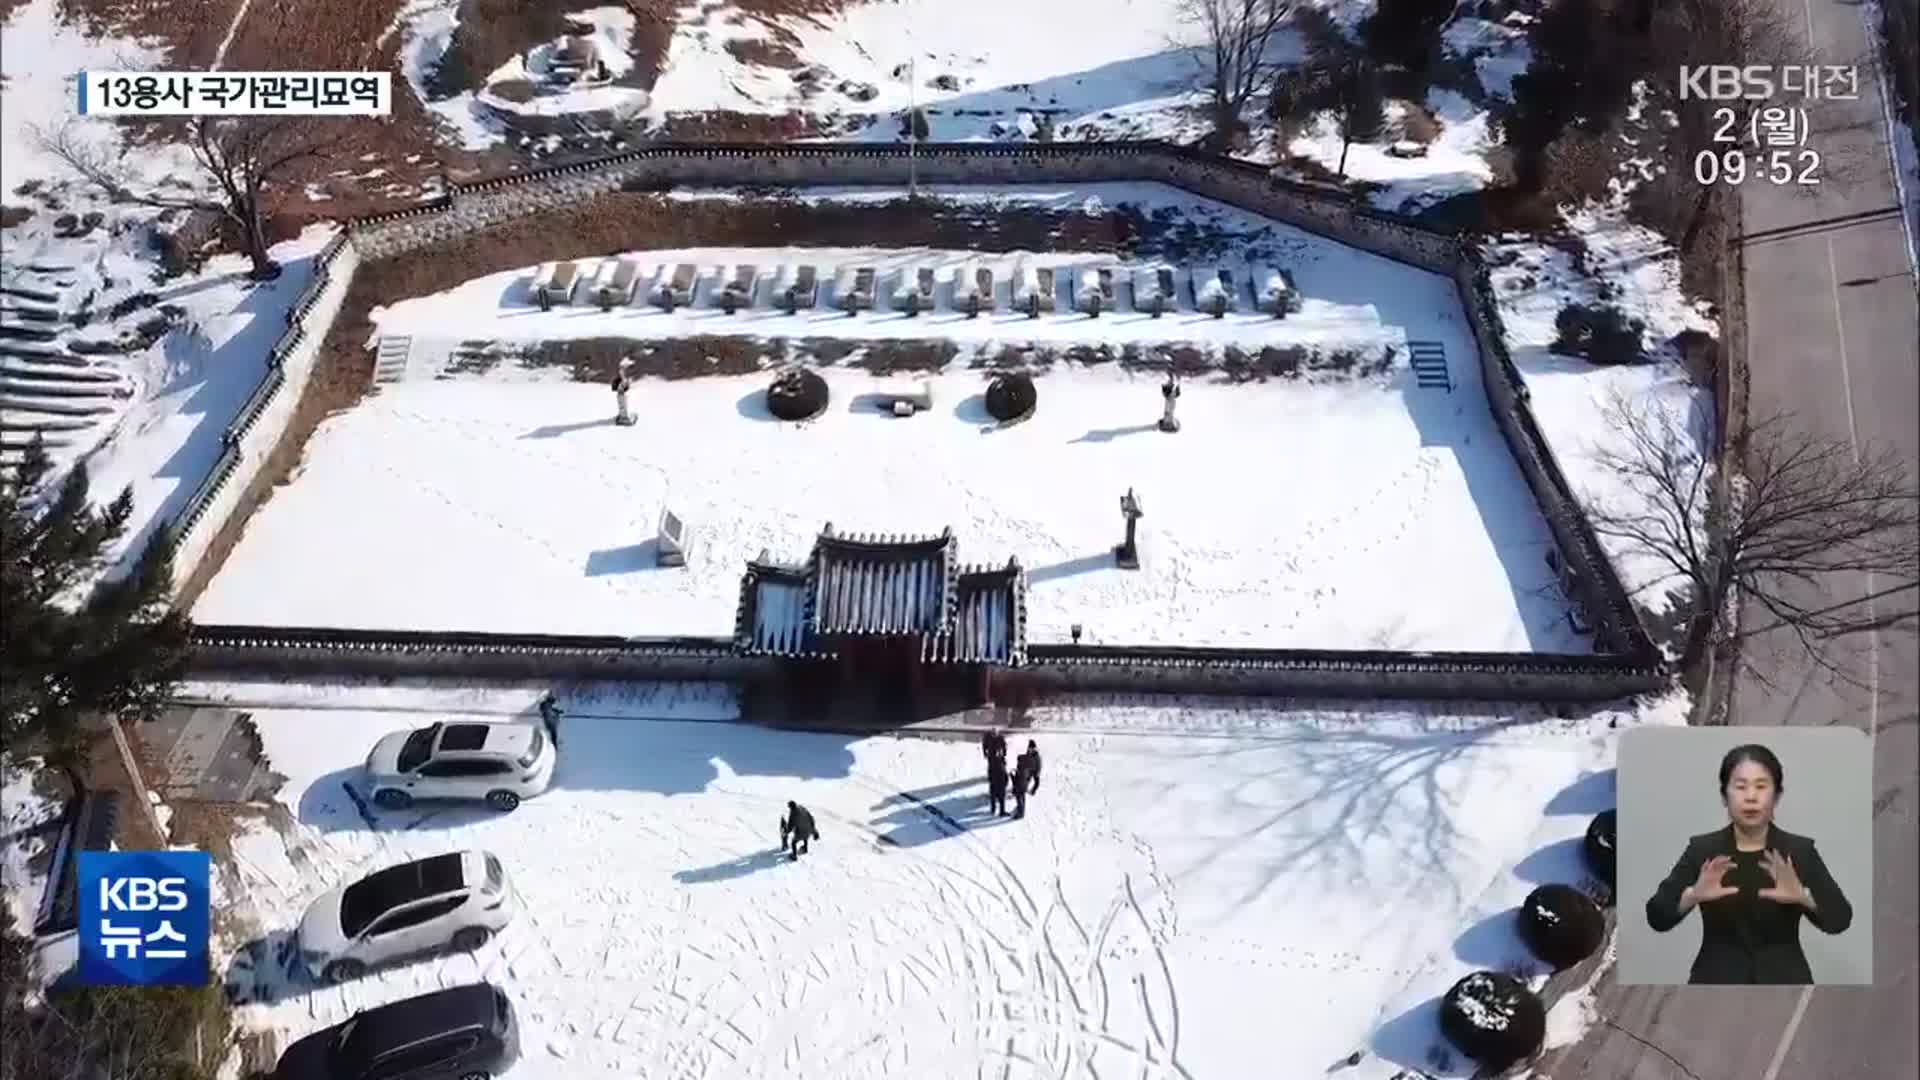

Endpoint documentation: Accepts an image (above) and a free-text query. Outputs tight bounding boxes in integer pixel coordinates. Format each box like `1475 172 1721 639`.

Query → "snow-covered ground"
402 3 650 149
644 0 1224 142
385 0 1533 215
1 0 342 569
1287 89 1497 213
1484 210 1718 622
216 684 1683 1079
2 222 337 564
193 350 1590 651
0 0 175 195
1 759 65 934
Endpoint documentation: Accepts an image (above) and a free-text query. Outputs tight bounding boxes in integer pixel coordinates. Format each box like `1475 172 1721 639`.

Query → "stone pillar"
613 359 636 426
1158 374 1181 433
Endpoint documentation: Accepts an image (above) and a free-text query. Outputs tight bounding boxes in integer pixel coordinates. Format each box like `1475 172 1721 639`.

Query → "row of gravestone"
1434 807 1615 1075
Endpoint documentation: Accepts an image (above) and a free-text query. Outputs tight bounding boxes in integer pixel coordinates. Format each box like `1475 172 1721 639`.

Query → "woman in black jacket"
1645 744 1853 984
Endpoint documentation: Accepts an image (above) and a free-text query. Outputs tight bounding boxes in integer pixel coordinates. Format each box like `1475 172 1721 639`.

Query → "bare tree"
1180 0 1296 150
35 116 341 279
1586 397 1919 681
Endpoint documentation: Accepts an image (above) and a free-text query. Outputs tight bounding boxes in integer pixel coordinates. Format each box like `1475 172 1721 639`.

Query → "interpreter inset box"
1617 727 1872 986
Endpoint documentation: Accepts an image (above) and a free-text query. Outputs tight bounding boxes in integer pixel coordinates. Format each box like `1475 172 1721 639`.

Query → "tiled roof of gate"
925 563 1027 665
806 525 957 637
732 526 1025 664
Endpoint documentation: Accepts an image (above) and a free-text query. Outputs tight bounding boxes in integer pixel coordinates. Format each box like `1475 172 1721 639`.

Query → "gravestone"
657 508 690 567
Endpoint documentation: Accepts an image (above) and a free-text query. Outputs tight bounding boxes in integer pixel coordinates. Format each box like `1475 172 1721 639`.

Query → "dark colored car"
273 982 519 1080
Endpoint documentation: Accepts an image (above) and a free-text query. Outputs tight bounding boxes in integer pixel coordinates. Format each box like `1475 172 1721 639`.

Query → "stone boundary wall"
348 141 1461 272
1455 254 1658 658
169 233 359 590
166 141 1666 703
187 626 1657 702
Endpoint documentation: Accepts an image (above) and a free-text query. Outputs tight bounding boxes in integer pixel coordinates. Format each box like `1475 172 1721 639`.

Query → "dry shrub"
1537 129 1618 209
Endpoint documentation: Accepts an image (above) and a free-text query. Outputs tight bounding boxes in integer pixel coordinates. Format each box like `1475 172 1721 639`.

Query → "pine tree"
0 437 189 773
1358 0 1452 75
1507 0 1640 191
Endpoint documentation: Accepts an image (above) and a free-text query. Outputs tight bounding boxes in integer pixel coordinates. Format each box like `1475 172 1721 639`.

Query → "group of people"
778 730 1043 862
983 729 1041 819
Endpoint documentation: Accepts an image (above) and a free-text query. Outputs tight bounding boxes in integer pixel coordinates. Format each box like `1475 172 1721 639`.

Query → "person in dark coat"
1645 744 1853 984
987 753 1010 818
1011 741 1041 819
536 692 563 747
780 800 820 861
982 729 1007 767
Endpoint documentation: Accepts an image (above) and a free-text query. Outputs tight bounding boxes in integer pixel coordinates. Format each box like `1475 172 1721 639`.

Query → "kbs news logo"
77 851 211 986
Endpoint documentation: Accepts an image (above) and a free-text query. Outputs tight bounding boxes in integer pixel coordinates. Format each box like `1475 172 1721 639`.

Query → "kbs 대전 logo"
77 851 211 986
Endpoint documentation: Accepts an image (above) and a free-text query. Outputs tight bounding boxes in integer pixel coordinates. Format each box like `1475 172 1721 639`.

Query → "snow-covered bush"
985 372 1036 422
766 367 829 421
1583 808 1616 887
1439 970 1546 1071
1518 883 1606 969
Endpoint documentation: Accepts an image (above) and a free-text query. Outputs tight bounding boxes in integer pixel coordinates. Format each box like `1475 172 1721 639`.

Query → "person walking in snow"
987 752 1010 818
780 800 820 861
982 728 1007 768
537 692 563 747
1012 741 1042 819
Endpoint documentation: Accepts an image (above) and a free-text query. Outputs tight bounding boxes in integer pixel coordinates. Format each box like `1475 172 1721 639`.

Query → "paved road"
1537 1 1918 1078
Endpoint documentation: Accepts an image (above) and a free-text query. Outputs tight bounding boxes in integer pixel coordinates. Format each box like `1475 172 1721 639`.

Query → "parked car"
365 720 556 812
298 850 516 983
273 982 520 1080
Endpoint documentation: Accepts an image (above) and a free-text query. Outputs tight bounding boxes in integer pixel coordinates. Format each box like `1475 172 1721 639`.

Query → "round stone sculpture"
1583 809 1616 888
1518 883 1607 970
1439 970 1546 1071
766 367 829 421
985 371 1036 422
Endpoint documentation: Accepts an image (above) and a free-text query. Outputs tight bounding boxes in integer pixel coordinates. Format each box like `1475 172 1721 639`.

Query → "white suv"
365 720 556 812
297 850 516 983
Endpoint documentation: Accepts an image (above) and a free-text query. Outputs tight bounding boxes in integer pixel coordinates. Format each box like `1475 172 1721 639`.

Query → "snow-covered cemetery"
8 0 1912 1078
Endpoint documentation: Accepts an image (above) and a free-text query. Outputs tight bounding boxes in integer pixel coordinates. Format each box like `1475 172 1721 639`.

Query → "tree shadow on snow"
1141 719 1531 917
1511 836 1587 885
1543 769 1616 815
673 847 791 884
1370 995 1478 1078
1452 906 1524 969
952 393 992 424
735 389 775 420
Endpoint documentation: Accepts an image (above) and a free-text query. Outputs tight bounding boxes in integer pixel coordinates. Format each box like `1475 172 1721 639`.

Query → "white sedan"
297 850 516 983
